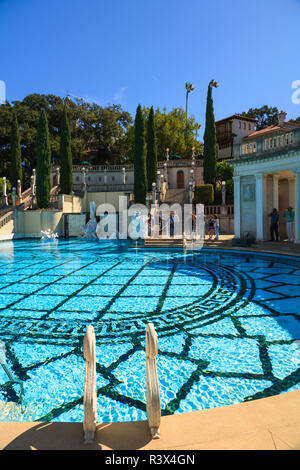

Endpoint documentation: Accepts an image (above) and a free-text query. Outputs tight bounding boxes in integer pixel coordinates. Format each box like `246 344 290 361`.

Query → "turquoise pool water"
0 239 300 422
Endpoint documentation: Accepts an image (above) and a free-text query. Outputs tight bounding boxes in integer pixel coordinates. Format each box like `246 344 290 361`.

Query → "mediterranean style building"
216 114 257 160
51 157 204 205
230 111 300 243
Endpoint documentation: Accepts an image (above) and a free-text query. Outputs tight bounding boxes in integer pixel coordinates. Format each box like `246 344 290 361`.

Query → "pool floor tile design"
0 239 299 423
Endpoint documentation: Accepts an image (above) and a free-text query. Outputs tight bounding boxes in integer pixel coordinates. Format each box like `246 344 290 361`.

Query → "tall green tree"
146 106 157 191
133 104 147 203
10 111 22 189
241 105 279 130
59 106 73 194
203 80 218 188
185 82 195 117
36 109 51 208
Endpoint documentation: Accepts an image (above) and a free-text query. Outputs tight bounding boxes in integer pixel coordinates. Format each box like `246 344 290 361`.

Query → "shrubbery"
194 184 214 205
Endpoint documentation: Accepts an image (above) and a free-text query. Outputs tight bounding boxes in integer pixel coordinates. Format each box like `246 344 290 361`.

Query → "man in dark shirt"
269 208 279 241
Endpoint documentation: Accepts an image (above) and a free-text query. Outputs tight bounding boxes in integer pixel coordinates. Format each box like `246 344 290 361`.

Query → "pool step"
144 238 184 248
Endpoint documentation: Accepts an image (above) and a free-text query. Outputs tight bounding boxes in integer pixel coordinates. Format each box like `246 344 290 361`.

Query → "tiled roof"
243 122 300 141
215 114 257 125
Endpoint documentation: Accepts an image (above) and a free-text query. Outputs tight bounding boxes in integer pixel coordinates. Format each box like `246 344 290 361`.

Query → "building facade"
51 159 204 195
230 112 300 243
216 115 257 160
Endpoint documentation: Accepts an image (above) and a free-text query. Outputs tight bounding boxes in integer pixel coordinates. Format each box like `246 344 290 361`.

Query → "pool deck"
1 390 299 450
1 236 299 450
203 234 300 257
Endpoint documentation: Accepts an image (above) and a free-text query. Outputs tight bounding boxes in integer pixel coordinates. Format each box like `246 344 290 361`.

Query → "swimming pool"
0 239 299 423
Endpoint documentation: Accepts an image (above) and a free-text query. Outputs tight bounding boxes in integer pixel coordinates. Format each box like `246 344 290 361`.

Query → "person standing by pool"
268 208 279 242
284 206 295 242
170 212 174 237
208 216 214 240
213 214 219 240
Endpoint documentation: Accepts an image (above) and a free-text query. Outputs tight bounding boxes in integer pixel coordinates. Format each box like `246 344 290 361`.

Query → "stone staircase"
163 188 189 205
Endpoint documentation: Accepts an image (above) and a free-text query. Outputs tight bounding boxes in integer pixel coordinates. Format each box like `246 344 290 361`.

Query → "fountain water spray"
41 229 58 240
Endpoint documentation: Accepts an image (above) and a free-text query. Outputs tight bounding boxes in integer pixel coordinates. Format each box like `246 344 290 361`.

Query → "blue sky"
0 0 300 139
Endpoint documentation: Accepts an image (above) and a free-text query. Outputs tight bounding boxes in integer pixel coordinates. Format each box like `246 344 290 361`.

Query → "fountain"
40 229 58 240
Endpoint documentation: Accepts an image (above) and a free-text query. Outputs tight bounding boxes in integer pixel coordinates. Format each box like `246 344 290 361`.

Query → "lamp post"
166 148 169 162
163 162 168 184
12 187 16 208
190 168 194 185
189 181 193 204
17 179 22 204
221 180 227 215
189 169 194 204
152 182 156 205
122 167 126 186
56 167 60 187
192 146 196 165
157 171 161 203
2 177 7 206
221 181 226 206
82 167 87 193
30 175 35 209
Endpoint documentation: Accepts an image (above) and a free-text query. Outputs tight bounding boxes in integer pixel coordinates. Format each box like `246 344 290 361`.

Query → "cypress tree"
59 106 73 194
36 109 51 209
10 112 22 189
203 80 218 189
133 104 147 204
146 106 157 191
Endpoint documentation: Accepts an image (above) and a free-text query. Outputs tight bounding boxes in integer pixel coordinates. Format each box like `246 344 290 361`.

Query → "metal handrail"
0 341 23 401
83 325 97 444
146 323 161 439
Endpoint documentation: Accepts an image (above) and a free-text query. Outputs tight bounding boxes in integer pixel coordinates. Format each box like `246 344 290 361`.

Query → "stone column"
233 175 241 238
288 176 295 208
255 173 267 241
293 168 300 244
272 174 279 210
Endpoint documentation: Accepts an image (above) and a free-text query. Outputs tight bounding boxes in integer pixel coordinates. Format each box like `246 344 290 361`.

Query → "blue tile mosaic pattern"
0 239 299 423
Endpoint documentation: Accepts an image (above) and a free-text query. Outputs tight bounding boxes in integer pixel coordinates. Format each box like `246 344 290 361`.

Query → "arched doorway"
177 170 184 189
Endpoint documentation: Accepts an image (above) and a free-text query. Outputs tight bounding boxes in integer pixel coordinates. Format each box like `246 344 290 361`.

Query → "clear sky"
0 0 299 139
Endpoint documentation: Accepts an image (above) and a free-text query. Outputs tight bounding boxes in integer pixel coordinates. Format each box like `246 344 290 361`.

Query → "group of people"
206 214 219 240
269 206 295 242
147 211 220 240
